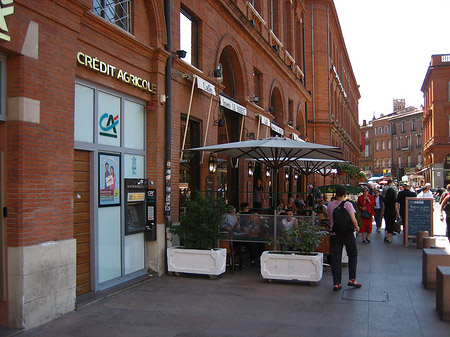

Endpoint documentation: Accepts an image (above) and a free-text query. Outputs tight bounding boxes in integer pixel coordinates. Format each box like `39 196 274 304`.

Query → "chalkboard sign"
404 197 433 246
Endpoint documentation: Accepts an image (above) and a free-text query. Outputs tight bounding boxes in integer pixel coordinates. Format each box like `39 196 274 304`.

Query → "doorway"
73 150 91 296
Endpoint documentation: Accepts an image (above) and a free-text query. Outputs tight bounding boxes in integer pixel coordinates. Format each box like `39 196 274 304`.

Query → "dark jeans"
374 208 382 229
330 233 358 285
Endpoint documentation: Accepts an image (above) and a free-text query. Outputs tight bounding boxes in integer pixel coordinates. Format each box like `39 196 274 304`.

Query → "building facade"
303 0 361 183
360 120 374 175
421 54 450 187
0 0 359 329
390 109 423 184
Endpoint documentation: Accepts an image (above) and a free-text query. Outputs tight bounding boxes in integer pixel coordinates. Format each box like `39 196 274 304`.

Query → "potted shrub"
167 191 228 278
260 219 327 283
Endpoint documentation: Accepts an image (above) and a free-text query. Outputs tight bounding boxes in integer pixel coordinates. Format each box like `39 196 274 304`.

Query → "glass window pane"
124 100 144 150
124 233 145 274
75 84 94 143
98 91 121 147
180 11 193 65
123 154 144 178
98 206 121 283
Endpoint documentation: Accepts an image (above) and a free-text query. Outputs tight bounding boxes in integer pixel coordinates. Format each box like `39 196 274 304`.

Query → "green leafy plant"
277 220 327 254
170 191 227 250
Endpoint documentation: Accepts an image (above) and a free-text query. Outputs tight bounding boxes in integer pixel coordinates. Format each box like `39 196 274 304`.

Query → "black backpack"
332 201 354 235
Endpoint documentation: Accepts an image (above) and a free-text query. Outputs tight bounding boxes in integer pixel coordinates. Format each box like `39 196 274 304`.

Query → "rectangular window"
402 121 406 133
382 141 385 150
398 156 401 167
388 139 392 150
408 155 411 167
253 68 261 106
364 144 369 157
180 9 198 68
412 119 416 131
375 128 378 135
392 123 396 135
288 100 293 125
417 134 421 147
93 0 132 33
376 141 379 151
397 138 401 150
365 131 369 139
407 135 411 149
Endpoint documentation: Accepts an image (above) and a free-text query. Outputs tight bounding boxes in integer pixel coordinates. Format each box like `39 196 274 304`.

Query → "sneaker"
366 239 371 243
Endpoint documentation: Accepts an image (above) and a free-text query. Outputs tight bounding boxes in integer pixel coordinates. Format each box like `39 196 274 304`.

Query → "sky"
333 0 450 124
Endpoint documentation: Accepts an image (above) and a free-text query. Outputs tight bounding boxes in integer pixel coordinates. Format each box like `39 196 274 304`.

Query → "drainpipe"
164 0 172 272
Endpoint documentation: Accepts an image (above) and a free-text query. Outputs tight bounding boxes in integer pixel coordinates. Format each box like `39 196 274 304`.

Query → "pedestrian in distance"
327 185 361 292
357 186 375 243
373 189 383 233
382 188 400 243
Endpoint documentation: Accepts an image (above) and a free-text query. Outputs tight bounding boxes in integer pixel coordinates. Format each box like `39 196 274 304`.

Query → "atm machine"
124 179 156 241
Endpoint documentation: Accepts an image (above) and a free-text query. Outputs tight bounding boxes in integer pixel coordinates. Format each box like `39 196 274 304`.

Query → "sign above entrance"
195 75 216 96
76 52 157 94
270 123 284 136
259 115 271 126
219 95 247 116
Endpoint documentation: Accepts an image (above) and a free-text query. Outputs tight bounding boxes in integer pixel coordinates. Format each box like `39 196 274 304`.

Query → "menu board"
404 197 433 247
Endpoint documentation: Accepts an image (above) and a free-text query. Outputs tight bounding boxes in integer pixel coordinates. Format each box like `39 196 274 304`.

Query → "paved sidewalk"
6 220 449 337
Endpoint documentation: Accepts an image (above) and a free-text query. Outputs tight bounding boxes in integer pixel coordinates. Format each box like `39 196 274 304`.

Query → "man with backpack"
327 185 361 291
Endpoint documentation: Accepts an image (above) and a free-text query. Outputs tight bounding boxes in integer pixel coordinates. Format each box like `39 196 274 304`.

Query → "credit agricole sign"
76 51 157 94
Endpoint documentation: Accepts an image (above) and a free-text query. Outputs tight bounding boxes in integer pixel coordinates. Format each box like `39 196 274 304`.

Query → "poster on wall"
99 153 121 206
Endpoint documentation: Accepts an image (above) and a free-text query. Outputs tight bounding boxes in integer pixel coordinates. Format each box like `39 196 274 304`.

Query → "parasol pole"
180 75 197 161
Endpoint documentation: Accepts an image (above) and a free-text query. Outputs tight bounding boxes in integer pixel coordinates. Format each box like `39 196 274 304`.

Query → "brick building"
421 54 450 187
303 0 361 185
390 108 423 184
360 120 374 176
0 0 359 329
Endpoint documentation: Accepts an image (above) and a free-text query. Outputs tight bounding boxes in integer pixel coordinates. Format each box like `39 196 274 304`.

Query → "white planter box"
167 246 227 276
260 251 323 282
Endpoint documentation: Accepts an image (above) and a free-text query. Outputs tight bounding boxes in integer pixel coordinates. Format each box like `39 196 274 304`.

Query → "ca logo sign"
99 113 119 138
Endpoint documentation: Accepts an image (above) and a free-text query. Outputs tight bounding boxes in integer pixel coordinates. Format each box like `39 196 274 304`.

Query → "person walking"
327 185 361 291
382 188 400 243
373 189 383 233
417 183 433 198
439 185 450 240
396 183 416 227
357 186 375 243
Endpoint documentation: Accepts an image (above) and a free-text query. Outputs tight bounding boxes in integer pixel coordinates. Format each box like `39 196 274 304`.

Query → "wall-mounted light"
294 171 299 179
288 120 293 126
213 64 223 78
248 132 255 140
268 106 274 113
272 45 278 52
175 50 187 59
248 161 255 177
214 119 225 127
265 165 272 178
208 153 217 174
285 167 290 179
251 95 259 103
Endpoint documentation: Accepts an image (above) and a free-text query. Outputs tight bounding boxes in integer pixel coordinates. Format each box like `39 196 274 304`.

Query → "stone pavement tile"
367 303 422 337
312 326 369 337
413 307 450 337
256 322 317 337
315 301 369 331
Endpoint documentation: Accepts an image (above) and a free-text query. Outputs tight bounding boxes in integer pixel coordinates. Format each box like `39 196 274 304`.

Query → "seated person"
277 199 287 215
315 199 328 219
294 194 307 210
281 209 298 231
286 197 297 211
221 206 237 232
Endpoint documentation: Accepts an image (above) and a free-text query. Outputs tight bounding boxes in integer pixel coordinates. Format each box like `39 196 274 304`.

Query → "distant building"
390 109 423 184
421 54 450 187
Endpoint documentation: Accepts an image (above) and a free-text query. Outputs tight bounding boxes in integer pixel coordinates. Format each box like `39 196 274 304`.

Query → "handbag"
361 210 371 219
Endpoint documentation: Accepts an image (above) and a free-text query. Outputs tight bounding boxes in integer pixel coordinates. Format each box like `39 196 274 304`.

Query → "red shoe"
347 279 362 288
333 284 342 291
